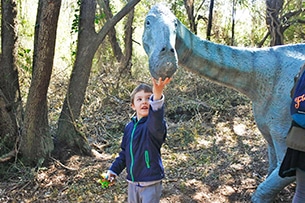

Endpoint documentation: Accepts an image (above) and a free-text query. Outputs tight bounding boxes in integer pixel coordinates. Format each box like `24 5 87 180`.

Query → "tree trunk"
207 0 214 40
100 0 134 77
55 0 97 159
266 0 284 46
120 0 134 77
184 0 196 34
101 0 124 62
20 0 61 166
231 0 236 46
55 0 141 160
0 89 17 157
0 0 21 159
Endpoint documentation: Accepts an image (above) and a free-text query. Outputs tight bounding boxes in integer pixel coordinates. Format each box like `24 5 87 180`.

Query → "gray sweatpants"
293 168 305 203
127 181 162 203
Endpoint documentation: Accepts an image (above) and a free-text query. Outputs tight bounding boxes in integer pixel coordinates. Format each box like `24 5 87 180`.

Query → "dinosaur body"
142 4 305 203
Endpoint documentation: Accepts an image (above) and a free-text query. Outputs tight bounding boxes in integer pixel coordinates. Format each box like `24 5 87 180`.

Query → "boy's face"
132 90 152 120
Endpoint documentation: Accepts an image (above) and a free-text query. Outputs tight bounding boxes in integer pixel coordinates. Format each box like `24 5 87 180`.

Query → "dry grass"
0 66 295 202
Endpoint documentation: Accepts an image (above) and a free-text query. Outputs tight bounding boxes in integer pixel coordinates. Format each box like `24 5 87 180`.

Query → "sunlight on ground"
233 123 246 136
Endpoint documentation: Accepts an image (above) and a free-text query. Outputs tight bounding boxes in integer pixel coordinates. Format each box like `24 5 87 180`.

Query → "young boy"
107 77 171 203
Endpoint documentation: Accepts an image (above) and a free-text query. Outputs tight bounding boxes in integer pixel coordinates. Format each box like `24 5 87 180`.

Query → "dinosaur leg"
267 143 277 175
252 131 295 202
251 167 295 203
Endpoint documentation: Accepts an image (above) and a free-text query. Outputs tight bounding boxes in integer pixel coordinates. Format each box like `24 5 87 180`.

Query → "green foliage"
70 0 81 59
17 2 35 73
171 0 186 24
18 47 32 73
71 13 80 34
281 0 305 44
95 12 106 24
71 0 81 34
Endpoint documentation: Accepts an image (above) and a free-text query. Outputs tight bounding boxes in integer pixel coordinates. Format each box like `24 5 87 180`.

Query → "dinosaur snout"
149 58 178 80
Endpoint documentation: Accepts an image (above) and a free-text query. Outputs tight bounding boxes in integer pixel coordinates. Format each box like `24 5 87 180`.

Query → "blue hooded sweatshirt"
109 96 167 182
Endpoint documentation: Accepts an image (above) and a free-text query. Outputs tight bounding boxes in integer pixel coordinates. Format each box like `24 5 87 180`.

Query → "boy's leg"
128 182 162 203
293 168 305 203
128 183 140 203
140 182 162 203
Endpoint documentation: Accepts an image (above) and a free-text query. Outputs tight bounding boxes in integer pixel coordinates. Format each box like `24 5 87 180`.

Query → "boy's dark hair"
130 83 152 104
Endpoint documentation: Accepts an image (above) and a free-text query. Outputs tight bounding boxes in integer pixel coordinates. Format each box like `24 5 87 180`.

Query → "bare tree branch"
95 0 140 43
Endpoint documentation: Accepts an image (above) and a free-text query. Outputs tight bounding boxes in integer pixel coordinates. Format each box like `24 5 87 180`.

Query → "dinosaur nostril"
161 47 166 52
170 48 174 53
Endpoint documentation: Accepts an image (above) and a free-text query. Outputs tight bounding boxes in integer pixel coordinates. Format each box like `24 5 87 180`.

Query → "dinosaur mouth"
150 61 177 80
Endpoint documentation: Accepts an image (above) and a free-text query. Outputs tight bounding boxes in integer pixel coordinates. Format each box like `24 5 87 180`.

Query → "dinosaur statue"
142 3 305 203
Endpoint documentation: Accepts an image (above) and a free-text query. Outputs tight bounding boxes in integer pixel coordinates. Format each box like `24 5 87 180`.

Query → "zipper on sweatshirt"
129 120 139 182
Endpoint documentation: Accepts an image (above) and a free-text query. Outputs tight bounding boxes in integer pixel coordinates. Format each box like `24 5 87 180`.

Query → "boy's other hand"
107 171 116 183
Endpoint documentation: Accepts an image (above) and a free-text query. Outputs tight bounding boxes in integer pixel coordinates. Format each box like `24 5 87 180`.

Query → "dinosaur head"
142 3 178 80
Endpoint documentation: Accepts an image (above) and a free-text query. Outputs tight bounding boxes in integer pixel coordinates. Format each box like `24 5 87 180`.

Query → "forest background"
0 0 305 202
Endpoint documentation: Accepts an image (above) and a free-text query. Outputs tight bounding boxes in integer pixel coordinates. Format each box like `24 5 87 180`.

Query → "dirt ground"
0 70 296 203
0 113 295 203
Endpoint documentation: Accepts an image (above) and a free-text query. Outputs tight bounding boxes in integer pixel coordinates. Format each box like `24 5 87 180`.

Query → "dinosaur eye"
146 20 150 26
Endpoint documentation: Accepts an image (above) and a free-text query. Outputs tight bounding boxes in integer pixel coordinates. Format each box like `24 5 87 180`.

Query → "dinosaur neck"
175 21 256 98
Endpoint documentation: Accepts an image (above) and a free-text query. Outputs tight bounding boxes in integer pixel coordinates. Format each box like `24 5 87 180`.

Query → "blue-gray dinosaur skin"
142 3 305 203
142 5 178 80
